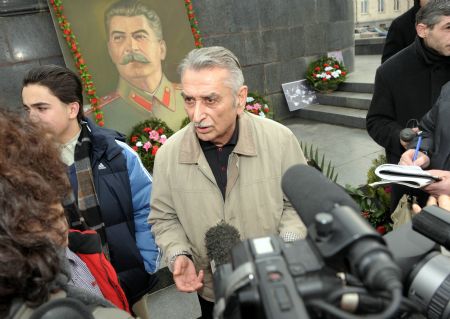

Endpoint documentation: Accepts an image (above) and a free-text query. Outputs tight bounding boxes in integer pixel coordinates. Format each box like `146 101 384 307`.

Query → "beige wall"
354 0 414 27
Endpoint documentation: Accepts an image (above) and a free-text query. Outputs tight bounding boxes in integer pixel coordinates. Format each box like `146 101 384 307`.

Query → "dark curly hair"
0 109 71 315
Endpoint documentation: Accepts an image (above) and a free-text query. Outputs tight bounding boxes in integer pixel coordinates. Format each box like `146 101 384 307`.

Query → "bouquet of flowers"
306 56 347 93
245 92 273 119
128 118 174 173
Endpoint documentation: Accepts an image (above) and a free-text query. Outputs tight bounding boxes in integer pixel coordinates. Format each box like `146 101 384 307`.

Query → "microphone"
205 221 241 310
205 221 241 273
412 205 450 251
282 164 402 293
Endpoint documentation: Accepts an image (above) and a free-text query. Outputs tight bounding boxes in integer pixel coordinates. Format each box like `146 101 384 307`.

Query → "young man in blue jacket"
21 64 159 319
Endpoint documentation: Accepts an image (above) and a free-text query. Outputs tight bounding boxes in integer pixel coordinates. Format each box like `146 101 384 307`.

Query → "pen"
412 132 423 163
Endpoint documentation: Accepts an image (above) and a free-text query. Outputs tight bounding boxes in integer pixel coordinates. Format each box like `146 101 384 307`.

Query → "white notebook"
369 164 441 188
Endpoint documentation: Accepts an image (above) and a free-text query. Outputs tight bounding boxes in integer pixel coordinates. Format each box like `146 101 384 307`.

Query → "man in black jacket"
399 81 450 197
366 0 450 212
381 0 429 63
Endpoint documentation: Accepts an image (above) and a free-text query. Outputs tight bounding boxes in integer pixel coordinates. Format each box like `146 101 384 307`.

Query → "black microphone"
205 221 241 307
412 205 450 251
282 164 402 293
205 221 241 272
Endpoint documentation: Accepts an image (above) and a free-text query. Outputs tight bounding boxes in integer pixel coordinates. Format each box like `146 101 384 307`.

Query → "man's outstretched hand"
172 255 204 293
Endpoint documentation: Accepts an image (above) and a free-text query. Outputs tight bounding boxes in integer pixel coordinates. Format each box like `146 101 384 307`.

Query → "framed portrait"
49 0 196 134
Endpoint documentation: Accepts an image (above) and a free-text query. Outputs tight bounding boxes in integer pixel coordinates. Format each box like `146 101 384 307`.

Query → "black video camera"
212 165 450 319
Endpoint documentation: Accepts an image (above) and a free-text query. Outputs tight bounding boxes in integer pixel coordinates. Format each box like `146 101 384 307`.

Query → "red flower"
157 128 164 134
322 78 327 82
132 146 138 151
323 63 329 67
376 226 386 235
334 64 340 69
98 121 105 127
95 113 103 120
326 71 331 75
151 145 159 155
361 211 370 219
87 90 95 95
341 71 347 76
131 136 138 143
90 98 98 104
143 127 152 133
263 107 269 113
314 67 321 72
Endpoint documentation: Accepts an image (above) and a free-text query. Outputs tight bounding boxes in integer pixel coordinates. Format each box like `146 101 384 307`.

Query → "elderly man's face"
182 67 247 147
417 16 450 56
107 15 166 85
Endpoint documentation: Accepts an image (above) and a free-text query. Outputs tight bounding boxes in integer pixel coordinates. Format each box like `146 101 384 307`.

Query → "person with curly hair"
0 110 133 318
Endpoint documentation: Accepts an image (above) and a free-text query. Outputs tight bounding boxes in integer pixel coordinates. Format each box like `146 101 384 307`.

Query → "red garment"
68 229 130 313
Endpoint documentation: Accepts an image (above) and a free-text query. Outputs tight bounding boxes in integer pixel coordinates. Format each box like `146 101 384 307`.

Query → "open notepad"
369 164 442 188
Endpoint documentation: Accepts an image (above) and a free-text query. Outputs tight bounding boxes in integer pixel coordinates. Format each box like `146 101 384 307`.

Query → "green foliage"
306 56 347 92
345 154 392 234
300 141 338 183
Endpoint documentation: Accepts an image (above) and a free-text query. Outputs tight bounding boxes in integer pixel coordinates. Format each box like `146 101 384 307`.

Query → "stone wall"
193 0 355 120
0 0 63 111
0 0 354 120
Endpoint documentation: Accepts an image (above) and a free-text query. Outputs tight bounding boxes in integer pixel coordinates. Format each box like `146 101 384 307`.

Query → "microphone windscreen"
205 221 241 266
282 164 361 226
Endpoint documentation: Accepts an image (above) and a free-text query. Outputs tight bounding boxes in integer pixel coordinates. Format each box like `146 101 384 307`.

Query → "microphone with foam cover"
205 221 241 273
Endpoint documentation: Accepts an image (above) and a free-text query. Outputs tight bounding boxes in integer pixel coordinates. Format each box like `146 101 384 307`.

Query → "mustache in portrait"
120 52 149 65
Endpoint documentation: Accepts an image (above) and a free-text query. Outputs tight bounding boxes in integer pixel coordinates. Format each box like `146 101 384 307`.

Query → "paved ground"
145 55 384 319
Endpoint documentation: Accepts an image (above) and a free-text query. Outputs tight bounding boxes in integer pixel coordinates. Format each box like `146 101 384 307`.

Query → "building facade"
354 0 414 28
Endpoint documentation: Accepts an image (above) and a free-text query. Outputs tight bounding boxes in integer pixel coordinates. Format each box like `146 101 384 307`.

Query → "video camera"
211 165 450 319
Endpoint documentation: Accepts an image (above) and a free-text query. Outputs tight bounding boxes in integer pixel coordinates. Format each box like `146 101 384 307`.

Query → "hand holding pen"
412 131 423 164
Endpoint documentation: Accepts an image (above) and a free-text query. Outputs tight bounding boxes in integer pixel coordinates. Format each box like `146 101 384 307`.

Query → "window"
361 0 368 14
394 0 399 11
378 0 385 12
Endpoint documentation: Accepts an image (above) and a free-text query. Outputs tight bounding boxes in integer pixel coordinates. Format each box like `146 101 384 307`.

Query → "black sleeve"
381 20 404 64
366 69 404 160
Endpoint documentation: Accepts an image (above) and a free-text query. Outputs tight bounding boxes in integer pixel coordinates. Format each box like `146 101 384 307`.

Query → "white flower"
326 74 331 79
324 66 333 72
246 97 255 103
136 141 143 147
331 71 340 78
259 111 266 118
336 69 342 74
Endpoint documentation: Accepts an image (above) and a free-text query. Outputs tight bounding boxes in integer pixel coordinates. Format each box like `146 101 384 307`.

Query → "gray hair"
416 0 450 28
178 46 245 95
104 0 163 40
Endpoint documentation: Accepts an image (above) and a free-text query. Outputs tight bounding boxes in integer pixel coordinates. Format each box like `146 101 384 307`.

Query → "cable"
307 288 403 319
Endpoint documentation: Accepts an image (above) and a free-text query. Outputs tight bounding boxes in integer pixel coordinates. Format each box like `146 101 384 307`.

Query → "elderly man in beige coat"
149 46 307 318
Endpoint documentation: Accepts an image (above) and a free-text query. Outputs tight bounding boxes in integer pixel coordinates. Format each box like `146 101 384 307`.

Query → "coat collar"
178 112 257 164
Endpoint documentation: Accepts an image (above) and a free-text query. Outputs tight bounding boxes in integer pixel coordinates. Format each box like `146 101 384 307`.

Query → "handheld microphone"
282 164 402 293
400 128 417 143
205 221 241 273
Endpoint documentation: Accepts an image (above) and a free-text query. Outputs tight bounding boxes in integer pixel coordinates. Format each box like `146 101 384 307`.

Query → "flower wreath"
245 92 273 119
128 118 174 173
306 56 347 93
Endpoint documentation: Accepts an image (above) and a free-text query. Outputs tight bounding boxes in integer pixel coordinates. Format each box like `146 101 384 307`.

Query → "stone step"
294 104 367 129
339 81 374 94
317 91 372 110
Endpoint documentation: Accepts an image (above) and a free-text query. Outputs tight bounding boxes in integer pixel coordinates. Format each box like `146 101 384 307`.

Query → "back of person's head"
0 110 70 316
416 0 450 28
104 0 163 40
178 46 245 96
22 65 84 122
